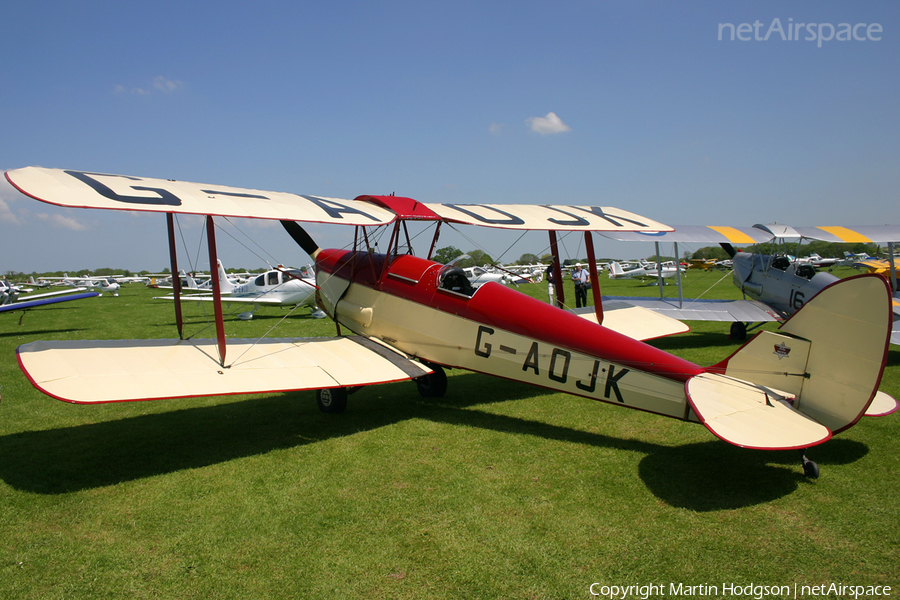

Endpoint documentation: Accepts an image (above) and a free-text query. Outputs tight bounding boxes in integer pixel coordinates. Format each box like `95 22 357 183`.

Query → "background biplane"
6 167 898 477
597 224 900 343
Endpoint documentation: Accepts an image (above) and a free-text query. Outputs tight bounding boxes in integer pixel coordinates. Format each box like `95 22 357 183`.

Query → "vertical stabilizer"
216 260 236 294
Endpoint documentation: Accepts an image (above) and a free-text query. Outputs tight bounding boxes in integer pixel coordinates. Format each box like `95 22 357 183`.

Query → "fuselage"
732 252 839 316
315 249 706 421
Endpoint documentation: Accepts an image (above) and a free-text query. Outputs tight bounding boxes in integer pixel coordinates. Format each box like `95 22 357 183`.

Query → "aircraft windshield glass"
437 265 475 298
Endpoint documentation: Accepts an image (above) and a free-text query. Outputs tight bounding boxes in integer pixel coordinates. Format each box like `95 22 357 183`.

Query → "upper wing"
5 167 397 226
17 335 431 404
793 225 900 244
6 168 672 233
423 203 673 232
595 224 774 244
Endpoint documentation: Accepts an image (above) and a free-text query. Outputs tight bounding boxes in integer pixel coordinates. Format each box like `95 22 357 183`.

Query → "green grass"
1 270 898 599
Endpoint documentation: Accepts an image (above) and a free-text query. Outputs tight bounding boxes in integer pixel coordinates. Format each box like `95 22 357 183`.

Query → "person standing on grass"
571 263 589 308
545 258 556 304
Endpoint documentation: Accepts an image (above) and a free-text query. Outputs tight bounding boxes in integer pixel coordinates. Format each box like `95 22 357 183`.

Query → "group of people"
544 260 590 308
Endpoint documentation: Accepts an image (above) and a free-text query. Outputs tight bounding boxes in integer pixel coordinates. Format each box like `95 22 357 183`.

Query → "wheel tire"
317 387 348 413
803 459 820 479
416 364 447 398
730 321 747 341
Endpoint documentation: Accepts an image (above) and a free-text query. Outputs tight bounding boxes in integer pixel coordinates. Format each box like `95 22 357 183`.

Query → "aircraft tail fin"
216 260 236 293
609 262 625 278
709 273 893 437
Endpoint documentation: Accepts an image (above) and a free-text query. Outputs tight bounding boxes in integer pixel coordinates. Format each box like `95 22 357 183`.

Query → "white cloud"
34 212 89 231
0 198 19 225
526 112 571 135
114 76 183 96
153 76 183 92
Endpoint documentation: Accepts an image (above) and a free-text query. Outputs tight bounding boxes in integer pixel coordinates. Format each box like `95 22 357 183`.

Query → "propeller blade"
281 220 321 259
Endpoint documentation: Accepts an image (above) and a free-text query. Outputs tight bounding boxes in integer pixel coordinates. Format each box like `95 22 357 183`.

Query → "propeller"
281 220 321 259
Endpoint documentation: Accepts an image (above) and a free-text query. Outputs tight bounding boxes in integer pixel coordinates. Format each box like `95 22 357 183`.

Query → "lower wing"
601 296 781 323
17 335 431 404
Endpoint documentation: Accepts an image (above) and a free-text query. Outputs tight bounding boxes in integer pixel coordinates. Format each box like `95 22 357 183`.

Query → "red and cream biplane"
6 167 898 478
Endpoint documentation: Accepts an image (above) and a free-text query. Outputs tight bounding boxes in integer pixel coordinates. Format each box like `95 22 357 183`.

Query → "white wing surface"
571 303 690 340
424 203 672 232
17 336 431 404
6 167 397 225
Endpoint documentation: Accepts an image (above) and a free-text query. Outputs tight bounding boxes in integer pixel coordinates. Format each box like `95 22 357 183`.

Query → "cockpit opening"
438 266 475 297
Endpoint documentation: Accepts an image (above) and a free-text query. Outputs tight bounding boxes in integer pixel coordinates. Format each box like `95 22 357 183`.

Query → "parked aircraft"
609 260 680 280
156 259 322 319
41 274 122 296
1 279 99 318
6 167 898 478
597 224 900 342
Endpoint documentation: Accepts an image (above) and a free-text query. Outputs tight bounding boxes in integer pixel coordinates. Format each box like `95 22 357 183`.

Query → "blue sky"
2 1 898 273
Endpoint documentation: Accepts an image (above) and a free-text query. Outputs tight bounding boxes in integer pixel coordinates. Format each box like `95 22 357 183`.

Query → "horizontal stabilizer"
866 391 899 417
686 373 831 450
17 336 431 404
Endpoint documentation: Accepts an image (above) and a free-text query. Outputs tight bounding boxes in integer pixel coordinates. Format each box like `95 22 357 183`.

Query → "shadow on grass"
0 373 869 510
637 439 867 511
0 328 90 339
646 328 743 353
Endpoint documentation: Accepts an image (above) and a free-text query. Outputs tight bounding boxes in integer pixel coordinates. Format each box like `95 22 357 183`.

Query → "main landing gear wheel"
730 321 748 341
800 450 819 479
317 387 348 413
415 364 447 398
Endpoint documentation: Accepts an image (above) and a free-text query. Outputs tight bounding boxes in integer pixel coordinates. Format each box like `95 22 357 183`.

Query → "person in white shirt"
571 263 589 308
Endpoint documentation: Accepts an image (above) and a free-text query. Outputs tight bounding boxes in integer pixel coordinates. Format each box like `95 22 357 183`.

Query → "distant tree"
691 246 731 261
432 246 464 264
467 249 493 266
517 253 539 265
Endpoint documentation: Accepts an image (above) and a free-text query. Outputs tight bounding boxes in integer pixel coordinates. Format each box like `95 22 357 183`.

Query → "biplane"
5 167 898 478
597 224 900 343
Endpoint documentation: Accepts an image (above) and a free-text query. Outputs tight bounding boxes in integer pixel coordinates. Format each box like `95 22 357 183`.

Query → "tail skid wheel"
317 387 348 413
799 450 820 479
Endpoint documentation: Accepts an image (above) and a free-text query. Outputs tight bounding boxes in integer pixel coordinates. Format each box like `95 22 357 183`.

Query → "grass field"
1 268 898 599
